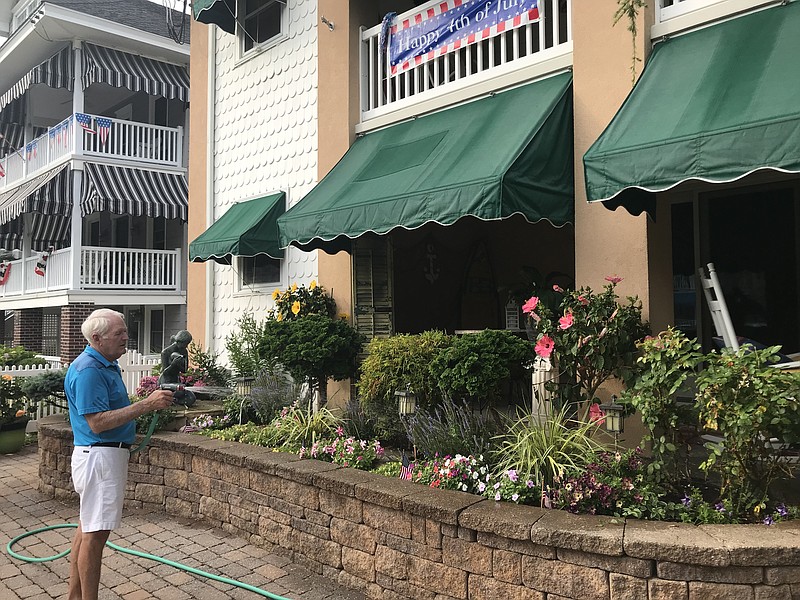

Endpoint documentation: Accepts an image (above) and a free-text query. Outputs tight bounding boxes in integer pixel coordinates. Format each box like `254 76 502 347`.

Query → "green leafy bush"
523 278 650 411
696 344 800 516
0 345 44 366
269 280 337 320
17 368 67 412
225 313 273 379
430 329 534 405
619 328 703 485
189 342 231 387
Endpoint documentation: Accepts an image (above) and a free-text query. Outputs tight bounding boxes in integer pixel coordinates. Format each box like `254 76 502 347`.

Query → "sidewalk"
0 443 365 600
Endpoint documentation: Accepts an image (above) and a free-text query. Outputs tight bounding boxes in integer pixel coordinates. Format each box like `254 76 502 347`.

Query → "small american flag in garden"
96 117 112 147
399 450 414 480
76 113 95 135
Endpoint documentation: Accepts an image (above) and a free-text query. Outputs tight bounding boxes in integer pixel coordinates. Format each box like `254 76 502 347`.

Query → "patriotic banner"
388 0 540 75
399 450 414 480
76 112 95 135
96 117 112 147
0 162 4 178
34 246 53 277
0 262 10 285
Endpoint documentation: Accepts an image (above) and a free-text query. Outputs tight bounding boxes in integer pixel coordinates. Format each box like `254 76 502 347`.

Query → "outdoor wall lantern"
235 376 255 397
599 396 625 435
395 385 417 416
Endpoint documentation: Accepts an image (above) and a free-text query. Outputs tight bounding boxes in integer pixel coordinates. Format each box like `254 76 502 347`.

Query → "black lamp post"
395 385 417 416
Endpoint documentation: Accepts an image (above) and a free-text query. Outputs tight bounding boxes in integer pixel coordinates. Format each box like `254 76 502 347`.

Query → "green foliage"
620 328 703 484
189 342 231 387
266 403 343 449
408 453 491 495
430 329 534 404
613 0 647 86
696 345 800 515
17 368 67 411
356 331 453 441
525 279 650 412
269 280 337 321
402 397 502 460
258 315 363 402
225 313 273 378
490 406 605 489
299 432 384 470
668 487 734 525
0 345 43 366
0 374 28 424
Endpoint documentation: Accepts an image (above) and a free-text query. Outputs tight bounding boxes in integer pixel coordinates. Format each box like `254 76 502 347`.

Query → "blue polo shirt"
65 346 135 447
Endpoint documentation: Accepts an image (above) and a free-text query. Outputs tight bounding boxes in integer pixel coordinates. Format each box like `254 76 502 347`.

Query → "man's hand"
144 389 174 412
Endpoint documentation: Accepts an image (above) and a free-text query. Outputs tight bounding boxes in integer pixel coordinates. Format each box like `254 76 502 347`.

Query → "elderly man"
65 308 173 600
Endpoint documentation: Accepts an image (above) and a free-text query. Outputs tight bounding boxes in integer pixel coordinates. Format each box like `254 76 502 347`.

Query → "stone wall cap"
274 458 340 484
313 466 379 496
530 510 625 556
700 523 800 566
244 449 302 474
624 519 731 566
459 500 546 540
402 486 483 525
355 476 418 509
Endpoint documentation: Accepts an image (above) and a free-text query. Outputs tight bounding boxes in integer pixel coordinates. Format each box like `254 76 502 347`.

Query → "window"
239 255 281 287
239 0 286 55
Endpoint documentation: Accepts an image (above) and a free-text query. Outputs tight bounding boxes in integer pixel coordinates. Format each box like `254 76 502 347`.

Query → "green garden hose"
6 415 292 600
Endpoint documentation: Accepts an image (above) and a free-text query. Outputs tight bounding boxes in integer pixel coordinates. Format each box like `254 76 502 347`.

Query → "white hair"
81 308 125 343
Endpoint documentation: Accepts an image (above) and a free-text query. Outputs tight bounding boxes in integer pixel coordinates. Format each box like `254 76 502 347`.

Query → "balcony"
0 113 184 188
359 0 572 131
0 246 182 297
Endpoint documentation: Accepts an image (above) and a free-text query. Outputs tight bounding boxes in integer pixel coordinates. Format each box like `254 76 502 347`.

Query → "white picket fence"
1 350 159 420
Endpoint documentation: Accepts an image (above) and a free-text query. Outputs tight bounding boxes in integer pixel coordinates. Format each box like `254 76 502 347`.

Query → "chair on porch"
697 262 800 369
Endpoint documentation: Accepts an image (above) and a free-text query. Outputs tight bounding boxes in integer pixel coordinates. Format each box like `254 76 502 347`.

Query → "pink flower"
577 295 589 306
535 335 555 359
553 285 564 293
605 275 623 284
521 296 539 314
558 312 574 330
589 403 606 425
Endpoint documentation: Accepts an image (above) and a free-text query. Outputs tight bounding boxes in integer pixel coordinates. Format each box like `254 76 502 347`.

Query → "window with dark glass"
242 0 283 53
240 255 280 286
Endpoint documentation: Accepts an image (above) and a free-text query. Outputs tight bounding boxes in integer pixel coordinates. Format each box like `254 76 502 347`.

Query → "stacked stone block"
37 419 800 600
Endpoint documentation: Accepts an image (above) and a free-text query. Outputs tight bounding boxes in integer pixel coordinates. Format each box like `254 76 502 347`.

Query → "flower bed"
37 418 800 600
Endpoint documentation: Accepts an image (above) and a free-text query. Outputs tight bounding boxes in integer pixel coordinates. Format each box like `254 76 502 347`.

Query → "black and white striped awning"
0 46 73 112
0 164 72 251
82 43 189 102
81 163 187 221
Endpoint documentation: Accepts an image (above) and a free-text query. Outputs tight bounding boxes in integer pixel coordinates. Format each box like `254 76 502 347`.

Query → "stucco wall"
39 421 800 600
200 0 319 361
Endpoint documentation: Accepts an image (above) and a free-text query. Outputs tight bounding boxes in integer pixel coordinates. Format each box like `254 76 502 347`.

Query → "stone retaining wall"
38 419 800 600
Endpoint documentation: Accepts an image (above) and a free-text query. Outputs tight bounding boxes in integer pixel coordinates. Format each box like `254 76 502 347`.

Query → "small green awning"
278 72 573 253
192 0 236 34
584 2 800 216
189 192 285 263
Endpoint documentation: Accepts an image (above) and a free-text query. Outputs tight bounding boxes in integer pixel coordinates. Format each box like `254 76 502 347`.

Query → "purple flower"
763 515 775 526
681 494 691 507
777 503 788 517
714 502 725 513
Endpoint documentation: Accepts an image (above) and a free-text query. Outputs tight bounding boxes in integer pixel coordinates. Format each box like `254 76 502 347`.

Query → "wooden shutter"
352 237 393 340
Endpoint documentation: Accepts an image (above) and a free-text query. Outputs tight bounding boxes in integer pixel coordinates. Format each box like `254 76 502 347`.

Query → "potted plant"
0 374 30 453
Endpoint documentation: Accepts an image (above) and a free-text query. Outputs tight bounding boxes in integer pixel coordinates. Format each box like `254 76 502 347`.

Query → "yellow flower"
292 301 301 315
310 280 317 290
291 283 298 292
271 289 280 300
338 313 349 321
276 313 283 321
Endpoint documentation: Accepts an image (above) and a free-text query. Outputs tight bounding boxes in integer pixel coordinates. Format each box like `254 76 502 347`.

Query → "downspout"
205 27 216 350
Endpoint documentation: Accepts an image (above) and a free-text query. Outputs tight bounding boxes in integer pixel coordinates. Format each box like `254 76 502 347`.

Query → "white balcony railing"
654 0 777 36
0 113 183 189
360 0 571 123
0 246 182 297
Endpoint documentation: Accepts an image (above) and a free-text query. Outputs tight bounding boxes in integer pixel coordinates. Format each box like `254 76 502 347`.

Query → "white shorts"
71 446 130 532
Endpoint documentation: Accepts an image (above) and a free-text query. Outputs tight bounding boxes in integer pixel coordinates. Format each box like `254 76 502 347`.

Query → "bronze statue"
158 330 196 406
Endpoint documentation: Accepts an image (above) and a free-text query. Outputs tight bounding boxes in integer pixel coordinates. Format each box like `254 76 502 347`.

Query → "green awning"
584 1 800 216
189 192 285 263
278 72 573 253
192 0 236 34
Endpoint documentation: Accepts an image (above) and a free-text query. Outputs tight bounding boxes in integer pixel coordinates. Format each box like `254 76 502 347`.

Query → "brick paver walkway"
1 443 365 600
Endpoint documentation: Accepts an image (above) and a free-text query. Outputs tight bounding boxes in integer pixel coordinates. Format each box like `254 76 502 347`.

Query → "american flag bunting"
95 117 112 147
76 113 95 135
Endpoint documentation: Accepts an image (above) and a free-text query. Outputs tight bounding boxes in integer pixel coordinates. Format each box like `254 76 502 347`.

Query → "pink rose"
521 296 539 314
535 335 555 359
